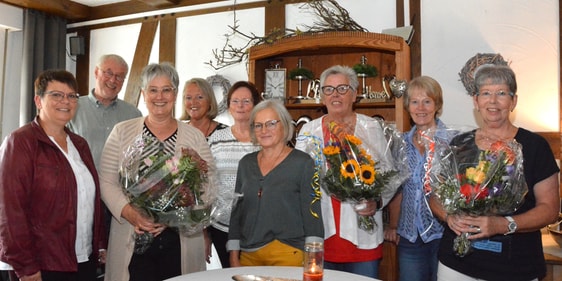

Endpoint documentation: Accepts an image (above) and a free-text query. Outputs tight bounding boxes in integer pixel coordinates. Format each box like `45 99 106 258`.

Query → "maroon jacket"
0 117 106 278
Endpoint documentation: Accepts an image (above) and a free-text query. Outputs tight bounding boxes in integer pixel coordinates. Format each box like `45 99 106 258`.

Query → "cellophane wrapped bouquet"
298 119 409 233
426 131 527 257
120 135 215 254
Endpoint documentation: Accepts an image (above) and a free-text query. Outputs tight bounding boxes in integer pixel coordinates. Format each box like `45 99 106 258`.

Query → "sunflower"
341 159 360 178
323 146 341 156
360 164 376 184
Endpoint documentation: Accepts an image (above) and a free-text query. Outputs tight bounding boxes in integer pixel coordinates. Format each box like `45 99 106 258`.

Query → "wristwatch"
504 216 517 235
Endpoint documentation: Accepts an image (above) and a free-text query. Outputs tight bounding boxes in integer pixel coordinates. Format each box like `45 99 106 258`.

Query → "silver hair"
319 65 359 92
97 54 129 73
473 64 517 96
140 62 180 91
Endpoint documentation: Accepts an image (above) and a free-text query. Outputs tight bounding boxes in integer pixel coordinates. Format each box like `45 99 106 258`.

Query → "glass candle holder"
303 238 324 281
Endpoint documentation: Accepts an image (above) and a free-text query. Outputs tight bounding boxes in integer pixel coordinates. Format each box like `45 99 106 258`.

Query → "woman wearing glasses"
432 64 559 280
0 70 106 281
227 100 324 267
295 65 400 278
99 63 215 281
207 81 261 268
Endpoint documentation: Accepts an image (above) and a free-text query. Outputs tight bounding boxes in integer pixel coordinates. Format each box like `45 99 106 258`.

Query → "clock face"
264 69 286 100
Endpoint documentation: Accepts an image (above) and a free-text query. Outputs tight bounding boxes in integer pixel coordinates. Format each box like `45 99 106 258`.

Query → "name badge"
472 239 502 253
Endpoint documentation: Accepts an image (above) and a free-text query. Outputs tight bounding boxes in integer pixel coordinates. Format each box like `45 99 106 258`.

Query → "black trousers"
128 228 182 281
208 225 231 268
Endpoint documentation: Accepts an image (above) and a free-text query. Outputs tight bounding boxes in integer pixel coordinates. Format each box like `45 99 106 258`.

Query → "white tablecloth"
165 266 381 281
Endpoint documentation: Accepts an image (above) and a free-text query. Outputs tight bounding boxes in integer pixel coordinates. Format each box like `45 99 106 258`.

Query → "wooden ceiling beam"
135 0 180 8
84 0 227 22
0 0 90 21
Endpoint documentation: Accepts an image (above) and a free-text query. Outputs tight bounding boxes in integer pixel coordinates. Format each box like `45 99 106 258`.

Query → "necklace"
204 120 213 137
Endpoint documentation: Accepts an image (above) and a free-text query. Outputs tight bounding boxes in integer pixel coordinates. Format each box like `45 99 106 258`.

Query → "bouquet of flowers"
319 121 408 232
120 135 214 254
426 132 527 257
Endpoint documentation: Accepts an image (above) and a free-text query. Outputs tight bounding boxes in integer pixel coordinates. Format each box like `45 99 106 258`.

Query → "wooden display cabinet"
248 31 411 281
248 31 411 132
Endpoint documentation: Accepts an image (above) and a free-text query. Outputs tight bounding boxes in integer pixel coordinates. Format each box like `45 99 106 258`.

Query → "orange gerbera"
490 141 516 164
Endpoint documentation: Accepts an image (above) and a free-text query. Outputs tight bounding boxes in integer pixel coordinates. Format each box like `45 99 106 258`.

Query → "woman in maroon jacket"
0 70 106 281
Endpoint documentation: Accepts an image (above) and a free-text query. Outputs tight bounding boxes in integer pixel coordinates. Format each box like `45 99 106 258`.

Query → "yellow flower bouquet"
322 122 401 232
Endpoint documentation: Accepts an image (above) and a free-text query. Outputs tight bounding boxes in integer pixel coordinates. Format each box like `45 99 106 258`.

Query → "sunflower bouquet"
426 132 527 257
120 135 214 254
321 122 401 232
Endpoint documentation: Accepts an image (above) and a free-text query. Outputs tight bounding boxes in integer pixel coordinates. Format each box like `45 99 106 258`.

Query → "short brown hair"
34 69 78 97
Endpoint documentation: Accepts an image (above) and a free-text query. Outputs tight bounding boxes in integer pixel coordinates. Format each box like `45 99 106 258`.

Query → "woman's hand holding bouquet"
426 132 527 257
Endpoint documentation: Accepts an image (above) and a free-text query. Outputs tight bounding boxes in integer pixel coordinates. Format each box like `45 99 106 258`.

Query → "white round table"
165 266 381 281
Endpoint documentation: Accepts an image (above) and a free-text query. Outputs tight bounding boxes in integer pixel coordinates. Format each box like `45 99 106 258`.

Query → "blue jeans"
324 259 379 279
398 236 440 281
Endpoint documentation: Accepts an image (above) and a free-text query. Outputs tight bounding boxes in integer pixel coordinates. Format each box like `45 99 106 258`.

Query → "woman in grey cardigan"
99 63 216 281
227 100 323 267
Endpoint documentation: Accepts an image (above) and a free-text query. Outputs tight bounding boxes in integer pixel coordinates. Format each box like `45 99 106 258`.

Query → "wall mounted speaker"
69 36 85 56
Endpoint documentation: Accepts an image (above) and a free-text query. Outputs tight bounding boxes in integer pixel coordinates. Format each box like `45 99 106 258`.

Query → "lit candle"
303 238 324 281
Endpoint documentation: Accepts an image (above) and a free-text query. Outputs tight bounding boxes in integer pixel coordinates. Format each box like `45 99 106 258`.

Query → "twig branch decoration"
303 0 367 32
206 0 367 70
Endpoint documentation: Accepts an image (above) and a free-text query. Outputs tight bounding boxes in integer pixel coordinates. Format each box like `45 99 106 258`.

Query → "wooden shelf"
247 31 411 131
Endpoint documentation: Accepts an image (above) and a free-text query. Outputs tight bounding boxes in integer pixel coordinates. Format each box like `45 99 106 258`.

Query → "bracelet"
443 213 449 222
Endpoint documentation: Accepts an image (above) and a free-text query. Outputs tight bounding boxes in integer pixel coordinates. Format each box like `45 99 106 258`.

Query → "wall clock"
264 68 286 101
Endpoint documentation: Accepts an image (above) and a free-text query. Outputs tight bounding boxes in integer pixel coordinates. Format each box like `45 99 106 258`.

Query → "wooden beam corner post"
264 0 286 36
124 21 158 106
159 18 176 64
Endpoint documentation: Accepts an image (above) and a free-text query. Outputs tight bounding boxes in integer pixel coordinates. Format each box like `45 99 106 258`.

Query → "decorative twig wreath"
206 74 231 115
459 53 509 96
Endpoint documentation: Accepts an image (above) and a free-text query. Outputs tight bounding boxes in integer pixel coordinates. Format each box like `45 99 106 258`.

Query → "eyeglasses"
45 91 80 103
321 84 353 96
252 120 281 131
230 99 253 106
476 91 514 99
101 69 126 82
146 87 176 97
